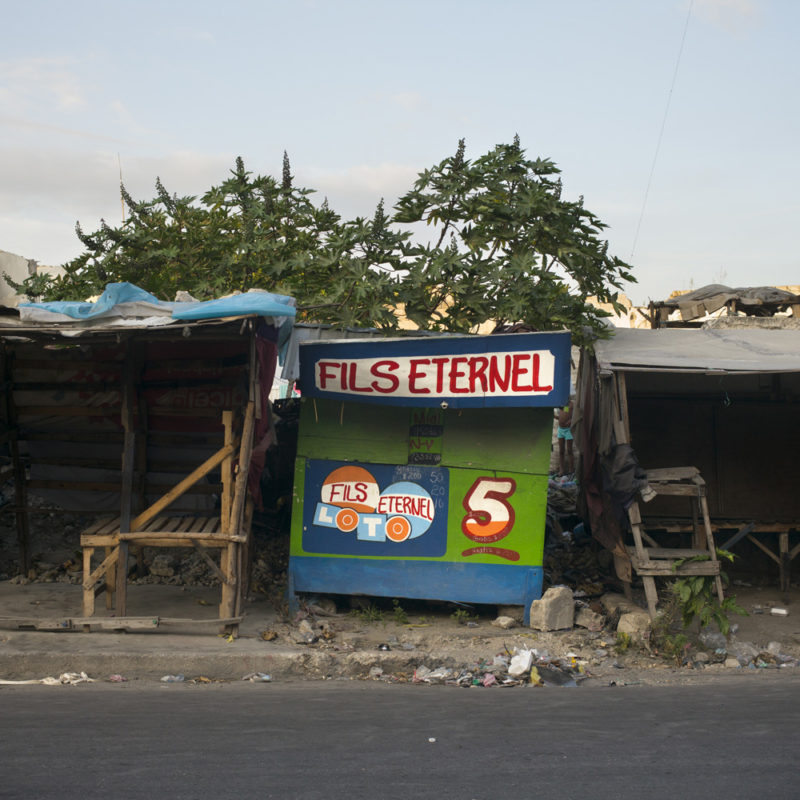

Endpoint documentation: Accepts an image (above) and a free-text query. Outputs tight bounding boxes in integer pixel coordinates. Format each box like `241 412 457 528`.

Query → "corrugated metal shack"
576 327 800 601
0 283 295 631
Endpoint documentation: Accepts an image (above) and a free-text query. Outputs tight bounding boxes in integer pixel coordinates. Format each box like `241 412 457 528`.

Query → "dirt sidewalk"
0 580 798 688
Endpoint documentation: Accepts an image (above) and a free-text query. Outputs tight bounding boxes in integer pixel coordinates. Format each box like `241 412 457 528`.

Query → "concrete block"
575 607 604 631
529 586 574 631
616 610 651 641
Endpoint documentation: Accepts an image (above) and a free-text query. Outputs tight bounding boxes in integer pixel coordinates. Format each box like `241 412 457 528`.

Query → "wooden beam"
221 410 233 534
616 371 631 444
193 541 231 585
83 546 120 589
229 401 255 538
117 346 138 617
130 443 234 531
635 561 721 577
646 467 699 481
746 534 781 565
650 484 701 497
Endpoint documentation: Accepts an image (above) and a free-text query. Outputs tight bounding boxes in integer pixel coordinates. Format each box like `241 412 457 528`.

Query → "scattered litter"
160 674 185 683
424 667 453 683
242 672 272 682
537 664 577 687
770 607 789 617
481 673 497 687
108 674 127 683
428 738 436 743
699 630 727 651
377 643 391 651
0 671 95 686
508 650 533 677
413 665 432 682
261 630 279 642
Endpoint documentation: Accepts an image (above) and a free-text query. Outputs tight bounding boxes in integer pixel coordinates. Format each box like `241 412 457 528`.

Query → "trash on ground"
0 671 95 686
242 672 272 682
160 674 185 682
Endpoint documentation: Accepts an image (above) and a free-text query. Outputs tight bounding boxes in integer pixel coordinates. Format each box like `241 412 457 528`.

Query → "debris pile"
407 649 586 688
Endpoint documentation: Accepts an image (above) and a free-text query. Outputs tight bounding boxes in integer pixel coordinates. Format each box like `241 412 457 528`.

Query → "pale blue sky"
1 0 797 303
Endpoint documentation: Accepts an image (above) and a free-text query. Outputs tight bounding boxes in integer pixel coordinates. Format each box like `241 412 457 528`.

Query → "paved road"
1 678 798 799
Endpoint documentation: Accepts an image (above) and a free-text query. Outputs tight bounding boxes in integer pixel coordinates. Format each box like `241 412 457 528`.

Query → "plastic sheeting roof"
18 282 295 323
594 328 800 373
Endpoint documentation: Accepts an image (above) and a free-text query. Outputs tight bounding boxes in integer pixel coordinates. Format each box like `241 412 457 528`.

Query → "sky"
1 0 798 304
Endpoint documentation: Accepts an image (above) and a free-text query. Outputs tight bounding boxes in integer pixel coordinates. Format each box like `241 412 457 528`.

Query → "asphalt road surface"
1 677 798 800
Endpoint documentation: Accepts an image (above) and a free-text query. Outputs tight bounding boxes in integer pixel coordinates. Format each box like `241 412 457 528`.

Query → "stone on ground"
492 616 517 630
496 605 524 623
575 607 604 631
529 586 574 631
616 610 651 641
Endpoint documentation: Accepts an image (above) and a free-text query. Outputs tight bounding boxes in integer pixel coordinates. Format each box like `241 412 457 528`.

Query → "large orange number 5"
461 477 517 544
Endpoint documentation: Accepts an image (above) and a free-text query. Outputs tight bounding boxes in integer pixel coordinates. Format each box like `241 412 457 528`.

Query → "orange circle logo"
385 516 411 542
335 508 359 532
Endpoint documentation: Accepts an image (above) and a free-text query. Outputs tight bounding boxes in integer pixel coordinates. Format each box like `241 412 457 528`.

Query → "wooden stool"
627 467 725 620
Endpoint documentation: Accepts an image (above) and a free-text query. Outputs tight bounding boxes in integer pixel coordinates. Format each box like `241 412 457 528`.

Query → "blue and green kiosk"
288 332 570 623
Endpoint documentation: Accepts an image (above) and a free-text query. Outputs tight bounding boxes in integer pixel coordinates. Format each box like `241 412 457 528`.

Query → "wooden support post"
116 344 138 617
616 371 631 444
222 398 256 630
236 495 255 617
779 532 790 595
698 494 725 604
691 499 702 551
82 546 95 618
229 401 255 538
219 543 238 631
221 411 233 534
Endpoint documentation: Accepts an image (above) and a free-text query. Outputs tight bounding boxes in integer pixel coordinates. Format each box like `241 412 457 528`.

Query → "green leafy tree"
393 137 634 342
11 140 632 343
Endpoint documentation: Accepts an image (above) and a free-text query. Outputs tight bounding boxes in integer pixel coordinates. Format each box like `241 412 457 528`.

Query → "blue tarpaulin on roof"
19 282 297 322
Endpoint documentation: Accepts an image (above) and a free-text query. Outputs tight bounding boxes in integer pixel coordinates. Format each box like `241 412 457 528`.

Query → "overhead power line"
629 0 694 263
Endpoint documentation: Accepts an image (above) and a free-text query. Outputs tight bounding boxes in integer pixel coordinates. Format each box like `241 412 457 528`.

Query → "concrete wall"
0 250 37 307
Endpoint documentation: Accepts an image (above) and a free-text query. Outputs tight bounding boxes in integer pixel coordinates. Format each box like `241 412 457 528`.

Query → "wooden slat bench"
80 403 255 630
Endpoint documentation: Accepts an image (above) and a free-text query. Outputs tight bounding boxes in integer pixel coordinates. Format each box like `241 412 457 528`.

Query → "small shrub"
451 608 477 625
391 599 409 625
672 550 747 635
614 631 631 654
350 604 384 623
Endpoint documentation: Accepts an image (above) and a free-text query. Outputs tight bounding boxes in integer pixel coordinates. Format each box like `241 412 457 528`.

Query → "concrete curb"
0 631 433 682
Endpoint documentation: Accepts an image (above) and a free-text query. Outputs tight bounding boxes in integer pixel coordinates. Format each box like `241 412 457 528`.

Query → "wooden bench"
80 404 255 630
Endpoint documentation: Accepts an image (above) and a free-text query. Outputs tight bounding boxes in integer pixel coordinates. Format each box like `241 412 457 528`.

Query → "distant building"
0 250 63 307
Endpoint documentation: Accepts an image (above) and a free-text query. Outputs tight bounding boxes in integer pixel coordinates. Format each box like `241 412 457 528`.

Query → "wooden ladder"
627 467 725 620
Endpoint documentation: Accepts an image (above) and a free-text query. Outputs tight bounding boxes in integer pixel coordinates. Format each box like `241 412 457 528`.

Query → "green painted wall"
290 398 551 566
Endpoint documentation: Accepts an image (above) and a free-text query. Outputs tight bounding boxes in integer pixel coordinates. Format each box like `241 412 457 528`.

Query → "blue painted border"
288 556 542 621
298 331 570 409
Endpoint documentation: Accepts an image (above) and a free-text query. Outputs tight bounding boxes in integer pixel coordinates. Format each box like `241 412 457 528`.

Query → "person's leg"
566 439 574 475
